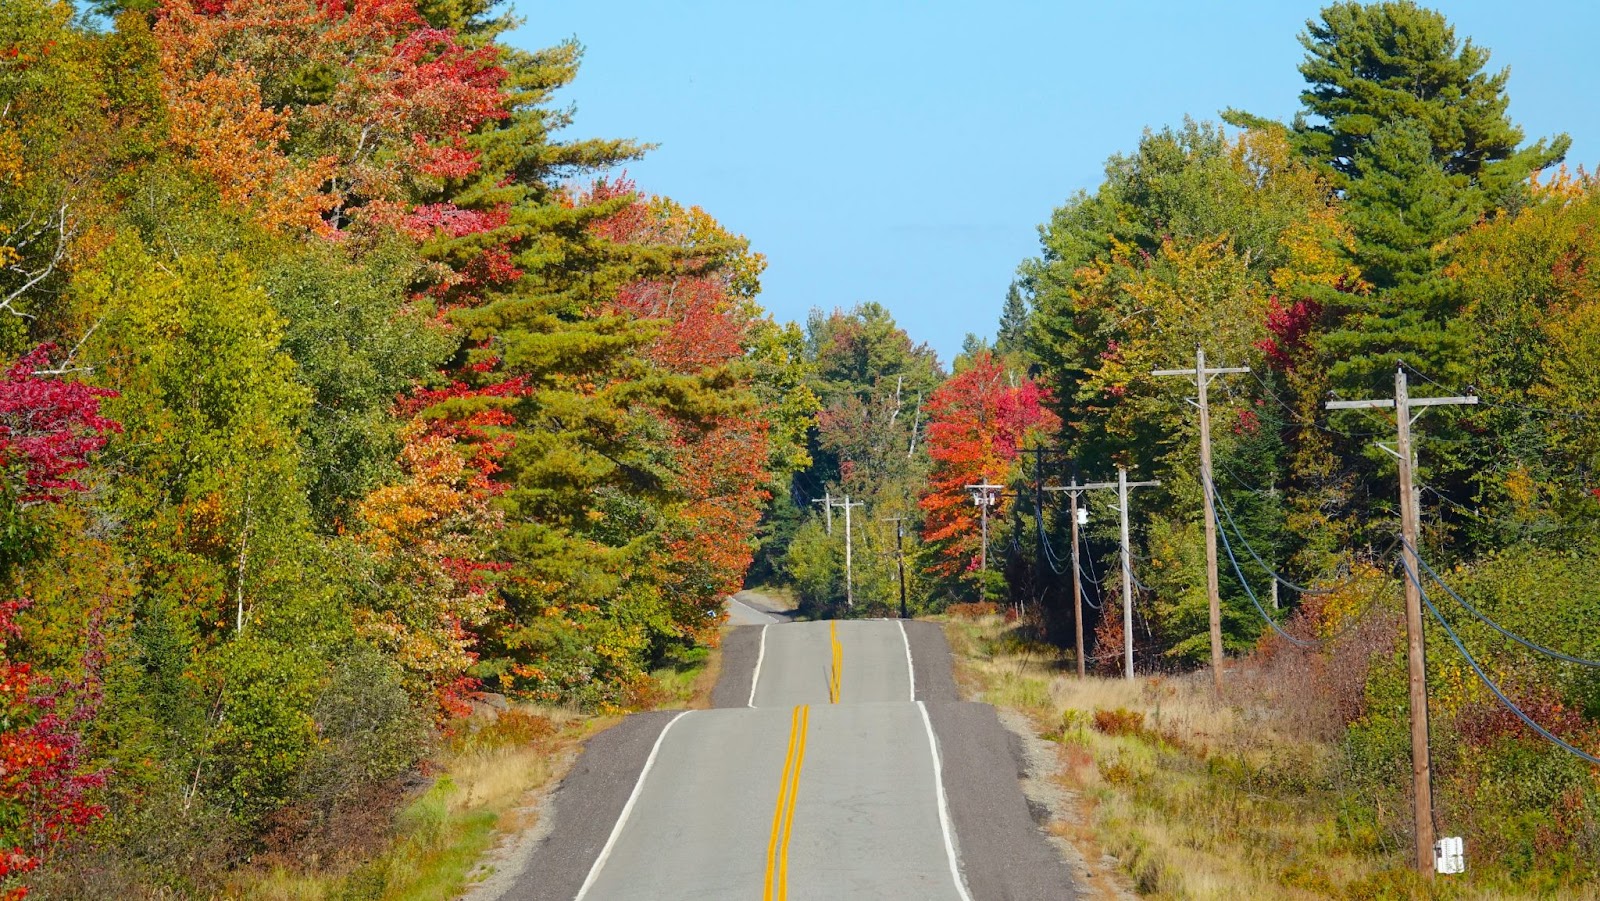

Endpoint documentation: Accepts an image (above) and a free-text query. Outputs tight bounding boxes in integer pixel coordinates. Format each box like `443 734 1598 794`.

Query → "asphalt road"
507 615 1078 901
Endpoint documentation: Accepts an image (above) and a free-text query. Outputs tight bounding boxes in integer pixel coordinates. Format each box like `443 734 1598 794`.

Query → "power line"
1221 368 1388 440
1403 538 1600 668
1209 478 1342 596
1398 359 1595 424
1210 488 1321 649
1399 556 1600 767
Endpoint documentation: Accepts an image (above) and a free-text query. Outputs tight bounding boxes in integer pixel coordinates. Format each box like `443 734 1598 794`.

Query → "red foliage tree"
0 346 121 507
0 347 114 897
584 181 773 636
918 353 1059 579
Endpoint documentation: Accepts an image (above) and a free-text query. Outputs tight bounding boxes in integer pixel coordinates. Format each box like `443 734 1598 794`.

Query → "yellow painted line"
764 704 810 900
829 621 842 704
763 705 800 901
778 704 809 900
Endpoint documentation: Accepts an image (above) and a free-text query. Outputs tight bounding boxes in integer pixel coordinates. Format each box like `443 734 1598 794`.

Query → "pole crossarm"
1151 366 1249 378
1326 396 1478 410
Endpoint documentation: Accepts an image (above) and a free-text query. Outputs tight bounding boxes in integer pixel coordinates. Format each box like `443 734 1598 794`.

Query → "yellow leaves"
357 431 480 554
1270 207 1367 295
1529 164 1596 202
1504 465 1540 519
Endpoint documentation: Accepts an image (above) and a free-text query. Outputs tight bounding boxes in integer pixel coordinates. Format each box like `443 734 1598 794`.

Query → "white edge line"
729 596 777 625
747 623 768 708
917 700 975 901
573 710 692 901
898 619 916 703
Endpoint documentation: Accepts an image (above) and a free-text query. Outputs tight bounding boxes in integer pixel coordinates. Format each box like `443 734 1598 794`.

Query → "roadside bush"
946 601 998 620
1093 707 1145 737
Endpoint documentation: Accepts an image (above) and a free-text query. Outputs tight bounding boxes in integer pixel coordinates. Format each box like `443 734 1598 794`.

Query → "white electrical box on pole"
1154 346 1249 692
1327 365 1476 881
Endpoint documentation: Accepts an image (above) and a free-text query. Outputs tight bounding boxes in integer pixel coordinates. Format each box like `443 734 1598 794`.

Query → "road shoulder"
711 623 761 709
480 710 683 901
926 700 1083 901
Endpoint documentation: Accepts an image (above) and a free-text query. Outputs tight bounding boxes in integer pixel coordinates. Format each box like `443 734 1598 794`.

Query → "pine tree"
1227 1 1568 200
994 281 1029 358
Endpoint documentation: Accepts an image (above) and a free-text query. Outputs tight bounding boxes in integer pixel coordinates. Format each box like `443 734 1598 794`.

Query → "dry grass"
944 615 1592 901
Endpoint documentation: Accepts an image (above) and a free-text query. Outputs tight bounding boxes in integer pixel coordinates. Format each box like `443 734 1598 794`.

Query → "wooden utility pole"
882 516 909 619
812 489 833 535
1069 485 1085 676
1154 346 1249 691
830 495 864 608
1327 365 1476 880
965 482 1004 571
1045 475 1117 677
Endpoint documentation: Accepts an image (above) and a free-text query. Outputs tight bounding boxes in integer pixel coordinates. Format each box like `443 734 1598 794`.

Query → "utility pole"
830 495 864 608
1327 365 1476 881
1045 475 1111 676
1154 346 1249 691
1046 469 1156 679
965 482 1005 571
1069 486 1084 675
812 489 833 535
882 516 909 619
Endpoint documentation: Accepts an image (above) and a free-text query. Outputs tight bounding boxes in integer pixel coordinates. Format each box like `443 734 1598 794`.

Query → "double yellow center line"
764 704 810 900
765 622 843 897
828 621 843 704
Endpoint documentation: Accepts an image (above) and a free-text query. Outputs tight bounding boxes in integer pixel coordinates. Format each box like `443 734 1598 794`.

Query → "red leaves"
0 346 121 505
919 353 1059 577
1256 296 1322 371
0 600 106 890
401 203 509 240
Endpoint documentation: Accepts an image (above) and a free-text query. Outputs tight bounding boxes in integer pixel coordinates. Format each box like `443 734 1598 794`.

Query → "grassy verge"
943 614 1584 901
232 640 723 901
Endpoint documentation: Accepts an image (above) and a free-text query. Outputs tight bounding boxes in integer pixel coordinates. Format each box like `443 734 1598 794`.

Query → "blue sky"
504 1 1598 365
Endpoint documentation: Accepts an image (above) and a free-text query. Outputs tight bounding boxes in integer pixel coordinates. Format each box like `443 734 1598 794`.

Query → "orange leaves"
160 60 336 233
354 426 504 715
154 0 507 235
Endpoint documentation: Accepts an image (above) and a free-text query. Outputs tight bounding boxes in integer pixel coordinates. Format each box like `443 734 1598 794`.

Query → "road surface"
505 617 1078 900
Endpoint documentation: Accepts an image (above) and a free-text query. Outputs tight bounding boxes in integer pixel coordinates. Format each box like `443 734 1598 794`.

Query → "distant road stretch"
505 616 1079 900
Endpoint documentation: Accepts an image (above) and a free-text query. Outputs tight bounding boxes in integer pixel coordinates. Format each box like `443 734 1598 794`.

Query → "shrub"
1093 707 1146 738
946 601 998 620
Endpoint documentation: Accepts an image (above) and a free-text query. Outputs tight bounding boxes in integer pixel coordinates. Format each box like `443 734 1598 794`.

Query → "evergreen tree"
1227 1 1568 201
995 281 1029 357
1319 118 1478 393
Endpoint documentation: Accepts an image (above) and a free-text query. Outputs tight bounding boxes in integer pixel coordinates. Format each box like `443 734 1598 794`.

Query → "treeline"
957 0 1600 885
0 0 805 894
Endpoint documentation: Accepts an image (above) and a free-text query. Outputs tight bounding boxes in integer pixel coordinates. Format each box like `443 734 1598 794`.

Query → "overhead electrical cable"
1210 493 1320 648
1398 556 1600 767
1402 538 1600 668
